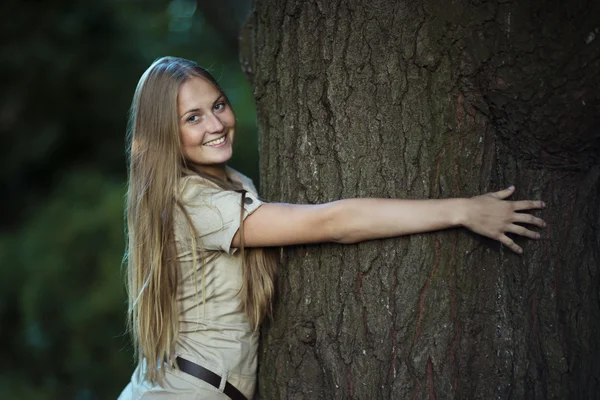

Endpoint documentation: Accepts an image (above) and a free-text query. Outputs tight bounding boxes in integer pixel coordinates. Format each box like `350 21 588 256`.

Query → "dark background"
0 0 255 398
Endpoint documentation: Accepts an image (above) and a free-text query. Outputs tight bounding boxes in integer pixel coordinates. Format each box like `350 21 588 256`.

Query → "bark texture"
249 0 600 398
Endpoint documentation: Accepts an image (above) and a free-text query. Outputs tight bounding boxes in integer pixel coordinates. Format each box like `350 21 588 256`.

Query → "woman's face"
177 76 235 174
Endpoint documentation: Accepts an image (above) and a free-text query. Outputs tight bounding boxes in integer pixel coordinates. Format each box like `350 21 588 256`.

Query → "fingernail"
509 185 515 190
536 233 541 239
542 201 546 208
518 248 523 254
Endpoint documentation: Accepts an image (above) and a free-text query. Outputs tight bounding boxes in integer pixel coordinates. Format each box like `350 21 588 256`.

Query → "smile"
203 135 227 147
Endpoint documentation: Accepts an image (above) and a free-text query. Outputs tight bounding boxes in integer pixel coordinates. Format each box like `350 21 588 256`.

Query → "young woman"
119 56 545 400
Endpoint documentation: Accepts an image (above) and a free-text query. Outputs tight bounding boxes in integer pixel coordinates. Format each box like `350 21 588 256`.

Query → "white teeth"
204 136 226 146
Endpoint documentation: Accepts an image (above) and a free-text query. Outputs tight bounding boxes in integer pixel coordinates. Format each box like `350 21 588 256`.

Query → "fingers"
490 185 515 199
499 234 523 254
512 200 545 211
489 187 546 212
499 223 543 255
505 223 541 240
512 213 546 228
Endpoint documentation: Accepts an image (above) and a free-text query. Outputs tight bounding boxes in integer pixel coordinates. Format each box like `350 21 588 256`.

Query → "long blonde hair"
125 56 277 384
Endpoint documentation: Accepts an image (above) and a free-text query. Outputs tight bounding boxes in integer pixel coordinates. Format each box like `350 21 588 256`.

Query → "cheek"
223 110 236 127
180 128 202 154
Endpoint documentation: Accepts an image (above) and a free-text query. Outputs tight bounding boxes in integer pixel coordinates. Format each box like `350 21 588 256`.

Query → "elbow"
326 200 358 244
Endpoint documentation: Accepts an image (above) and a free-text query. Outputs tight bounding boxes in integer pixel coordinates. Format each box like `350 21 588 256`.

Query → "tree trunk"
248 0 600 398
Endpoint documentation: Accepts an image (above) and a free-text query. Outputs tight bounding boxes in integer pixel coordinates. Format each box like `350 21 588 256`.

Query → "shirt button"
244 197 253 205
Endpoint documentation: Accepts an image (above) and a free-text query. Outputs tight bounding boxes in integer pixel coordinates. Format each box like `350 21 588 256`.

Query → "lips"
203 135 227 147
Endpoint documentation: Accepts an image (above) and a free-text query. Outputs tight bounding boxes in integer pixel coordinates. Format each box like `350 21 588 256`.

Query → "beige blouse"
119 167 263 400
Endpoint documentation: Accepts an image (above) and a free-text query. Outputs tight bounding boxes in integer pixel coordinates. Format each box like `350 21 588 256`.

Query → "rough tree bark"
245 0 600 398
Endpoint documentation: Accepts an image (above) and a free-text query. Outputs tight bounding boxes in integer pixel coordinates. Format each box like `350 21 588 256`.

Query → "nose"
206 113 224 133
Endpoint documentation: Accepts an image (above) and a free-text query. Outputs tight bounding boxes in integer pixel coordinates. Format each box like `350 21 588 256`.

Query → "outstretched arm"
232 186 545 254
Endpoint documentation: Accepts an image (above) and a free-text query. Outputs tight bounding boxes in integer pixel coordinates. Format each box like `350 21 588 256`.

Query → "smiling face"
177 76 235 178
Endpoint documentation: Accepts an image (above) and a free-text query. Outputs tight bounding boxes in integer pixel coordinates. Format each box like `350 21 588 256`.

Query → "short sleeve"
180 179 263 254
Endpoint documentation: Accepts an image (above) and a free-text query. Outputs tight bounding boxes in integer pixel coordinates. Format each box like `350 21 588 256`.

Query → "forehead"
177 76 221 111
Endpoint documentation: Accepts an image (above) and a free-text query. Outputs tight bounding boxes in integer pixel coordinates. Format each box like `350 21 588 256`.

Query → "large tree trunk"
247 0 600 398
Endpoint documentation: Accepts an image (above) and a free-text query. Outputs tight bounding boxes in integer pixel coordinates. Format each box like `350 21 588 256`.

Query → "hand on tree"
459 186 546 254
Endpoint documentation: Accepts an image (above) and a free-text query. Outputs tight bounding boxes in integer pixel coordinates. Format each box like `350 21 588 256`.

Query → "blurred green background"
0 0 257 398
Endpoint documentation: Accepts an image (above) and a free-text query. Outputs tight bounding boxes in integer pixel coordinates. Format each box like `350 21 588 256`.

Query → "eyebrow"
180 95 225 120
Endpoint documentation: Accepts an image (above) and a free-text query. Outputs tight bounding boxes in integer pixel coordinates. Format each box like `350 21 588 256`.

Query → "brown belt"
175 356 249 400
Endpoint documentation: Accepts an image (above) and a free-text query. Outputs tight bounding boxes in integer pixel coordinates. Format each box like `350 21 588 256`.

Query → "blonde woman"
119 56 545 400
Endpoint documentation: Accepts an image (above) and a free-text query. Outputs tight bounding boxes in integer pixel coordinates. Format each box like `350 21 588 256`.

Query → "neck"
193 163 229 182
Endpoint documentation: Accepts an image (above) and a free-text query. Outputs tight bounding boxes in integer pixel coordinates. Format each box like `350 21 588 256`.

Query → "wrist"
450 198 470 227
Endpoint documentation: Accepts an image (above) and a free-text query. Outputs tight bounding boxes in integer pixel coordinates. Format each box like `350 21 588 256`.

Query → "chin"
205 151 233 165
215 148 233 163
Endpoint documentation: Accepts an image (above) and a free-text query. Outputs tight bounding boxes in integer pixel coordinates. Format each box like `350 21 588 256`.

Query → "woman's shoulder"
178 174 219 204
178 167 258 202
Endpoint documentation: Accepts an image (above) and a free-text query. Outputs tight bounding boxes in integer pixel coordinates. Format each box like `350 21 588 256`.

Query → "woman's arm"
232 186 545 254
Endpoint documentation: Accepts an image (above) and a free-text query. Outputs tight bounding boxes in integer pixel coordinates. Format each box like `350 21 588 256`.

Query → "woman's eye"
214 102 225 112
187 115 200 123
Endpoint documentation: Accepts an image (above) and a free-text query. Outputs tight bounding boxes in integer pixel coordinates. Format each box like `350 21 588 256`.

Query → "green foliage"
0 172 131 398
